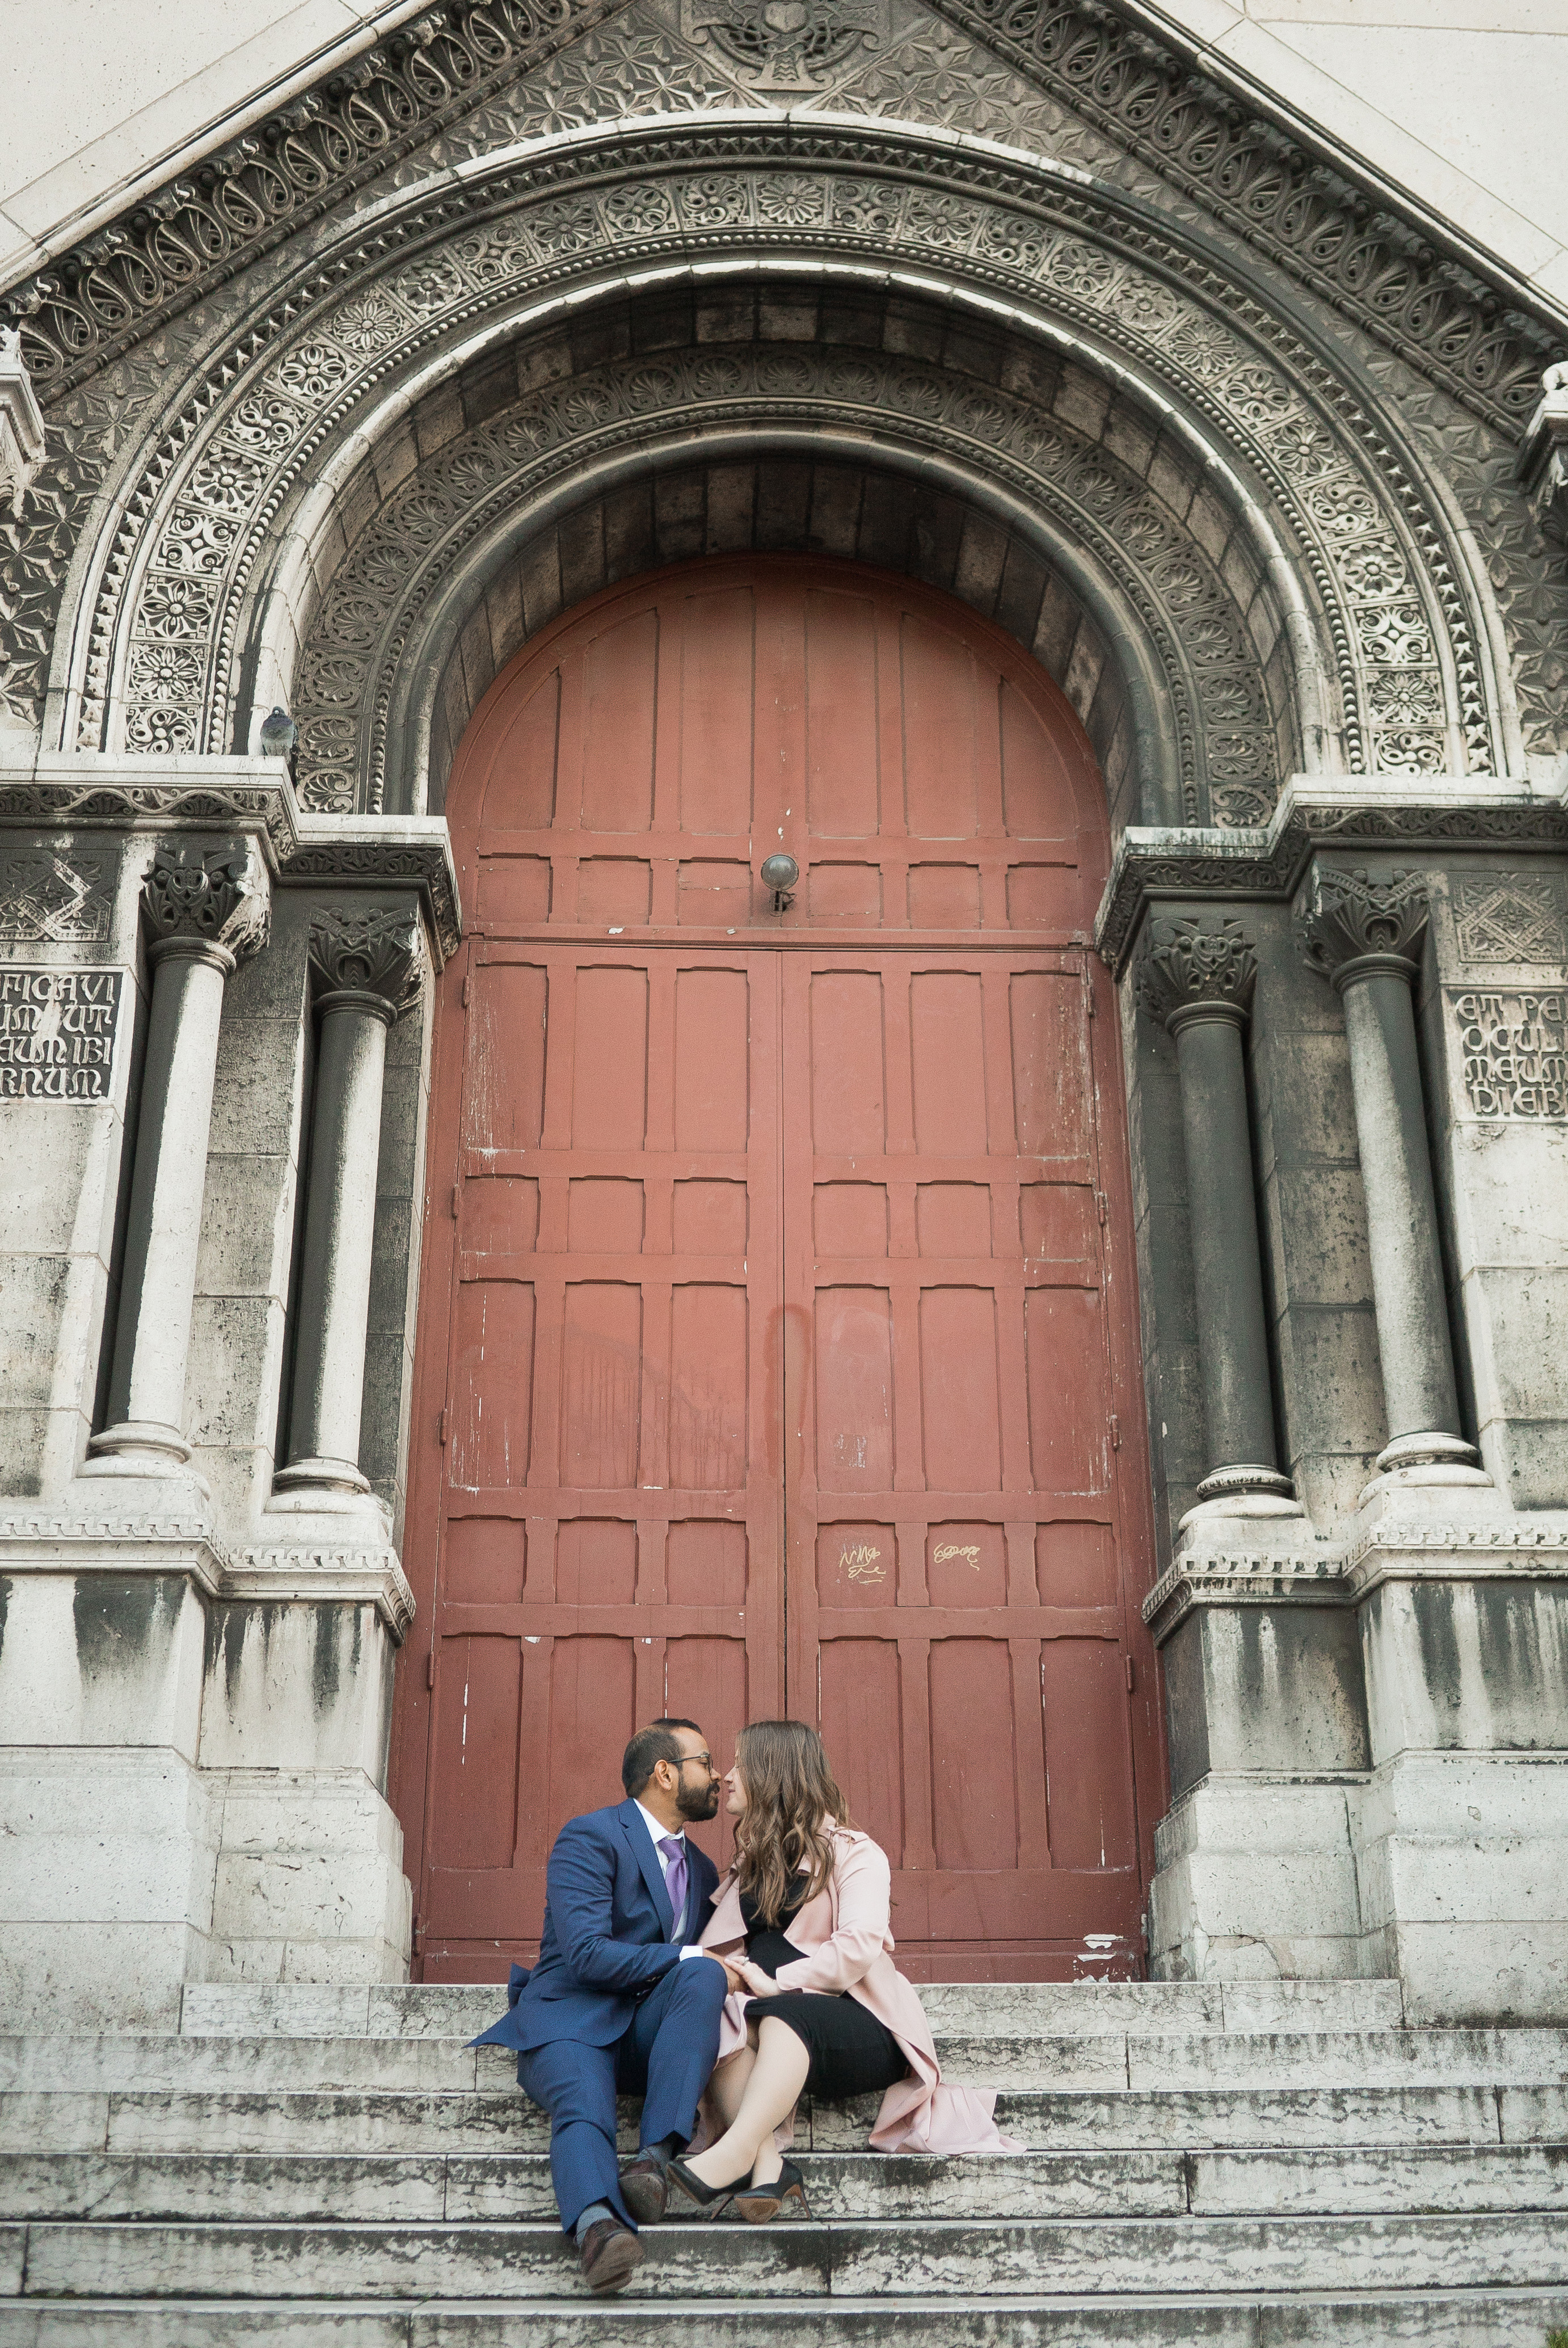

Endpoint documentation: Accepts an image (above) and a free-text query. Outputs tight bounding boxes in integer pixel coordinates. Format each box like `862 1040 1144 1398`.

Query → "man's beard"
676 1775 720 1823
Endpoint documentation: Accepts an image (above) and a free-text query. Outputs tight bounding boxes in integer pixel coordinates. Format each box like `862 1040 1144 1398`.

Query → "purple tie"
658 1835 688 1939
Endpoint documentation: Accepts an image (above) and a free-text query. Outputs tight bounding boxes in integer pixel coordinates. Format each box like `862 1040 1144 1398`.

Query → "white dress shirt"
633 1799 704 1954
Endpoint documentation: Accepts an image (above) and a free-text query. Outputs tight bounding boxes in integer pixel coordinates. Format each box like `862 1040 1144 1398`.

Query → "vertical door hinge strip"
1109 1412 1121 1449
439 1406 449 1445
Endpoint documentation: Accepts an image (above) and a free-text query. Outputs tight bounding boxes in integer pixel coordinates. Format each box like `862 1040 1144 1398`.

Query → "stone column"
1139 914 1299 1522
1296 864 1487 1490
84 839 269 1487
271 905 423 1513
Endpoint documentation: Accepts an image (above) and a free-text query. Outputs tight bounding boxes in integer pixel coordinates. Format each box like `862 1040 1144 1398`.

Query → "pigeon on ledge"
259 706 298 758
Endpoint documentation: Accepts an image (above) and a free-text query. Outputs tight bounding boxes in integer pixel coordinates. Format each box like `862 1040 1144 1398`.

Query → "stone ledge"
0 1518 414 1638
1094 774 1568 975
0 758 461 963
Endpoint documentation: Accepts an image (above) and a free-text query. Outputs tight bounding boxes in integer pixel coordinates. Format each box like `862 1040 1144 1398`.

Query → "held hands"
735 1957 781 1999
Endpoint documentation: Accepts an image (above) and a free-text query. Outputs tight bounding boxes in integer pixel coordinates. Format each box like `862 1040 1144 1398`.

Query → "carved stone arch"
50 113 1514 789
256 272 1322 828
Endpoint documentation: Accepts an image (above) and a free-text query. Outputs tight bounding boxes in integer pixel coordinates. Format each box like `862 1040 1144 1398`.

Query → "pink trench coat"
697 1824 1018 2155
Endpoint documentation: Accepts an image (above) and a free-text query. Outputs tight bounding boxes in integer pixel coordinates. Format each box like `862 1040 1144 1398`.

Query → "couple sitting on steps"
476 1716 1014 2292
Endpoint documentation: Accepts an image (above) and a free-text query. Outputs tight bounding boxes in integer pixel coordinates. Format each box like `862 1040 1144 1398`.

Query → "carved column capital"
1519 363 1568 549
0 326 45 521
1295 864 1430 992
1137 914 1257 1036
308 904 423 1023
141 838 270 971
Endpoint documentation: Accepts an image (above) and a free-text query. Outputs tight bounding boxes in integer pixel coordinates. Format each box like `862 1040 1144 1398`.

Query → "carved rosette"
309 905 423 1022
141 839 270 966
1295 865 1430 990
1137 915 1258 1034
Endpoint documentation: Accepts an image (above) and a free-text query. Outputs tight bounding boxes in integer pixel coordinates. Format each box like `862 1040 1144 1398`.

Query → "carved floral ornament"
1137 914 1258 1033
293 339 1287 822
307 904 424 1018
58 124 1500 806
141 837 271 963
1295 864 1431 986
0 0 1554 441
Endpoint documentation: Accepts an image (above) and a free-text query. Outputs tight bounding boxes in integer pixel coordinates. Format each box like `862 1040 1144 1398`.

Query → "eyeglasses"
677 1751 715 1773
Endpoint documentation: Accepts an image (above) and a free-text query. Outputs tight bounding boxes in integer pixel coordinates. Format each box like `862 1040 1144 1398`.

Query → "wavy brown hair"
731 1720 853 1926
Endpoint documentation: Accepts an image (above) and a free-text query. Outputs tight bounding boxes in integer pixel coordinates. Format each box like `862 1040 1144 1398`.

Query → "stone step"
172 1977 1406 2042
10 2210 1568 2301
4 2143 1567 2224
0 2026 1557 2099
5 2079 1550 2157
2 2294 1567 2347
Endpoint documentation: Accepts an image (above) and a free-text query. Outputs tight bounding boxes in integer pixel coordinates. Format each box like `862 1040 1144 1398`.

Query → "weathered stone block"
0 1573 204 1754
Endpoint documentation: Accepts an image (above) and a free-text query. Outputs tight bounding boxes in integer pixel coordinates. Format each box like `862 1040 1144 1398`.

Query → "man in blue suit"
475 1716 735 2292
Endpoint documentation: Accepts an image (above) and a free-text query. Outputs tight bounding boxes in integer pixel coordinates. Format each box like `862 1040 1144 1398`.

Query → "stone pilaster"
83 840 269 1489
1296 863 1487 1493
269 904 423 1516
1138 914 1298 1522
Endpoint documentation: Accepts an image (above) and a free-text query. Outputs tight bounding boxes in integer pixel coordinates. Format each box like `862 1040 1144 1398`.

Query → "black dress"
739 1873 909 2100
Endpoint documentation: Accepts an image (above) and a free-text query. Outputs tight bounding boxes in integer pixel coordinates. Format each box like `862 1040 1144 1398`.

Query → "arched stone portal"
391 554 1162 1981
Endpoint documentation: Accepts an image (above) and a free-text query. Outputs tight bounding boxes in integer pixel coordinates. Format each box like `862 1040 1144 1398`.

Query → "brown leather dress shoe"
619 2149 672 2223
579 2215 644 2292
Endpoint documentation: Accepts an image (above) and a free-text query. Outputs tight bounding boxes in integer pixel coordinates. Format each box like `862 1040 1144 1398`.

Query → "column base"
1179 1465 1304 1530
1358 1430 1492 1504
265 1463 390 1535
82 1421 210 1500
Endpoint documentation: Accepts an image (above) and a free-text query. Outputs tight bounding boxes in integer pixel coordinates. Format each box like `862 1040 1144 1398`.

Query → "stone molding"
1094 779 1568 976
0 0 1557 440
1519 365 1568 549
1295 864 1431 990
50 121 1495 795
925 0 1561 437
1136 912 1256 1033
0 760 462 961
1143 1550 1350 1644
308 904 424 1020
0 0 633 399
229 1545 416 1639
0 1513 415 1635
1144 1516 1568 1640
141 838 271 966
303 339 1283 824
0 327 46 520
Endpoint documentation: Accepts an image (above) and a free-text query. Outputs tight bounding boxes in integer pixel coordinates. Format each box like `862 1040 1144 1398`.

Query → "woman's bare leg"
703 2042 757 2135
682 2019 810 2190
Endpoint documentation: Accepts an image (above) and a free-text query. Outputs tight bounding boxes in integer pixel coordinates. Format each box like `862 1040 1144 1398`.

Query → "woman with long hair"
660 1719 1015 2223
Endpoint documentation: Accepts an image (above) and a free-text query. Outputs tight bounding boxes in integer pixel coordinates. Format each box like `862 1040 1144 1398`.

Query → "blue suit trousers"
517 1951 729 2232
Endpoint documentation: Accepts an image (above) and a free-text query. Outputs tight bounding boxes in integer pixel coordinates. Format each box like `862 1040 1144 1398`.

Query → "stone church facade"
3 0 1567 2035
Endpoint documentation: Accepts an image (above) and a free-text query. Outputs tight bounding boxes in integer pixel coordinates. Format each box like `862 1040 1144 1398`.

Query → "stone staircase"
2 1979 1567 2342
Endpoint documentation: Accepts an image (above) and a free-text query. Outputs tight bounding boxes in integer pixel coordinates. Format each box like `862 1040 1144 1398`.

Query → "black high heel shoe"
663 2155 737 2219
732 2157 811 2224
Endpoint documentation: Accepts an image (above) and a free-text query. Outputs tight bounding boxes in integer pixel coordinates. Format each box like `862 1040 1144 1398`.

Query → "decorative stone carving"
0 967 124 1101
53 130 1476 789
1451 990 1568 1121
0 327 45 519
1296 866 1431 987
293 336 1279 822
0 847 111 942
308 906 423 1019
0 0 1550 445
1453 874 1566 967
1518 364 1568 549
1097 793 1568 978
1137 915 1258 1032
683 0 886 85
142 839 269 965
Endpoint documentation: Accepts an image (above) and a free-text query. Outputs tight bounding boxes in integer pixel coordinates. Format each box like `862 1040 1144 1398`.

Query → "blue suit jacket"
473 1799 720 2055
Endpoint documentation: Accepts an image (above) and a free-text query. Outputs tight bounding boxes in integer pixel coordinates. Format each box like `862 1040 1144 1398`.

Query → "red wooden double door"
393 558 1162 1981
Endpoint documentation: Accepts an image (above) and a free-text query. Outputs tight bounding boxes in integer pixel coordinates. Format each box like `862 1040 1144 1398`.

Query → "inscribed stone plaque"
1451 989 1568 1120
0 966 125 1100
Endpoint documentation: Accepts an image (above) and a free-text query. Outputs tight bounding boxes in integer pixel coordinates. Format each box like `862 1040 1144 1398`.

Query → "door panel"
781 950 1142 1978
395 557 1162 1983
417 942 783 1963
